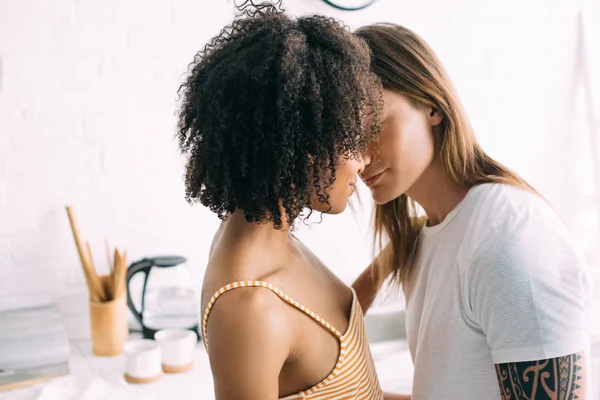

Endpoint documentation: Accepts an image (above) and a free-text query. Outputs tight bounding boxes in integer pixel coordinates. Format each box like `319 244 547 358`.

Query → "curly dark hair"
177 1 381 229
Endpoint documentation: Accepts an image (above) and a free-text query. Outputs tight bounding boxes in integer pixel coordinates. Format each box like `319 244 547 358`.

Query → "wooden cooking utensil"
113 249 121 300
105 237 113 273
86 240 106 302
119 250 128 297
112 249 128 299
65 206 104 302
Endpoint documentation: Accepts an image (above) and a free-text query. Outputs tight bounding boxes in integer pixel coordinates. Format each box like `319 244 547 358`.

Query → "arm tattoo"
495 353 584 400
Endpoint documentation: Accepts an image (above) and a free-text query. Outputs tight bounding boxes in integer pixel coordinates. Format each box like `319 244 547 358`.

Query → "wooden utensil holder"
89 275 129 356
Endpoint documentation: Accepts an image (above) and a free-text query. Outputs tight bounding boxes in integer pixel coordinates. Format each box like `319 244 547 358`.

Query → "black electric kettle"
126 256 200 340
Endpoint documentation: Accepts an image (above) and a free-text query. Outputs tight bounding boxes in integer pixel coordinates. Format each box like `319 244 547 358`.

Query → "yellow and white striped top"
202 280 384 400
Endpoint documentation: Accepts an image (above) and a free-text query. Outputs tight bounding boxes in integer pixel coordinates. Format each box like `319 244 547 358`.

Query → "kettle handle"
126 258 154 326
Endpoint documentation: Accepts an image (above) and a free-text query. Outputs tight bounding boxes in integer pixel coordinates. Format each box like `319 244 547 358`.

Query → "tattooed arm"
495 352 586 400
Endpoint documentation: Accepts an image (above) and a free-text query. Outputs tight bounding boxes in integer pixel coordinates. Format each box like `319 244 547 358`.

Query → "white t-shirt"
404 183 593 400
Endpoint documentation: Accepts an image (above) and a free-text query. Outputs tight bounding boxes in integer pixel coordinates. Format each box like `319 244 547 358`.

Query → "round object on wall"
322 0 377 11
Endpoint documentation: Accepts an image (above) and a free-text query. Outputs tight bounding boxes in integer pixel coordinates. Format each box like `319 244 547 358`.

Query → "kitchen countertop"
0 338 414 400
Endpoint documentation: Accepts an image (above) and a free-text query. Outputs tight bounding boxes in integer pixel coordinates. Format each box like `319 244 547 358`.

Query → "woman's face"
310 154 365 214
361 90 442 204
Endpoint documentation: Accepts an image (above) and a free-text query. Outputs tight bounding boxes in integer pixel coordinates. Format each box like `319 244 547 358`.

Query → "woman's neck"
208 210 295 280
406 157 469 227
220 210 292 250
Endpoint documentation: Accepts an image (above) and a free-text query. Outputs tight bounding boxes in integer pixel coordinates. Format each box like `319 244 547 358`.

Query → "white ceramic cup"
123 339 162 382
154 329 197 372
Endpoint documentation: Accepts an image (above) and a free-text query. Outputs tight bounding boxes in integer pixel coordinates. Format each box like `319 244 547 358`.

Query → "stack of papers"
0 304 70 390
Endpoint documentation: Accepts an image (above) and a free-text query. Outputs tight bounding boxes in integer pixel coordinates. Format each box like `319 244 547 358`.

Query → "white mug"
154 329 197 372
123 339 162 383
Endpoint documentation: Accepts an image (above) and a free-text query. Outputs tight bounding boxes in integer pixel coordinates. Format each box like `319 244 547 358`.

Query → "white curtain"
568 3 600 286
580 2 600 281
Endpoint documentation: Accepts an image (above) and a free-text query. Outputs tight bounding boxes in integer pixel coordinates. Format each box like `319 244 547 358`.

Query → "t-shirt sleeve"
466 214 591 365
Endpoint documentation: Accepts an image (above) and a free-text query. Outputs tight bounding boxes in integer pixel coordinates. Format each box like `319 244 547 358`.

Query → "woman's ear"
428 108 444 127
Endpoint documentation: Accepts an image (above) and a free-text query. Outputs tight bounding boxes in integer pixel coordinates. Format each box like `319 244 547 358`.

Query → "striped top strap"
202 280 343 349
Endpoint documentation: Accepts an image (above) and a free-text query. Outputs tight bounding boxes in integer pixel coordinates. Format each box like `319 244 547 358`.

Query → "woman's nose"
357 155 366 175
361 150 372 167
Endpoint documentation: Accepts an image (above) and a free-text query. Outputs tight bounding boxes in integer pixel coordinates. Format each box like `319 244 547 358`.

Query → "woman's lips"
364 169 386 187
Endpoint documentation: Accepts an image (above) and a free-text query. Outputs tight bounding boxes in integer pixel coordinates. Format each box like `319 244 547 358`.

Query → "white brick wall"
1 0 597 337
0 0 238 311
